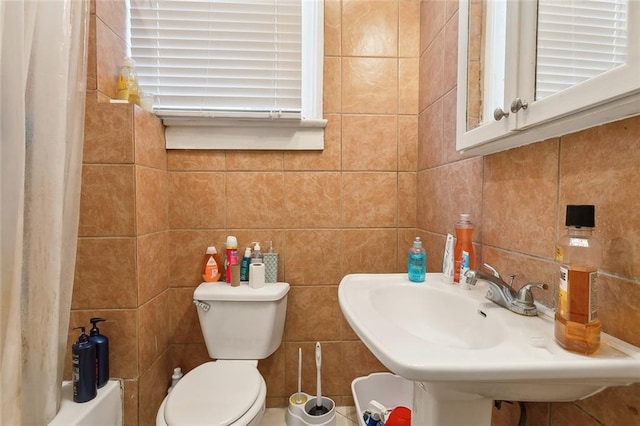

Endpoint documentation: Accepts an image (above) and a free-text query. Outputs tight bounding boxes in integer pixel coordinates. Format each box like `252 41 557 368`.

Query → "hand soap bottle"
555 205 602 354
408 237 426 282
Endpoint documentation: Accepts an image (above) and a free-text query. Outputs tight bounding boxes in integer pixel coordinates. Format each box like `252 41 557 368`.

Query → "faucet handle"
516 283 549 304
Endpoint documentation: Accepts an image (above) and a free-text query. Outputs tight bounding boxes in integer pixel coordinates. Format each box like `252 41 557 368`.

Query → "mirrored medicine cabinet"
457 0 640 155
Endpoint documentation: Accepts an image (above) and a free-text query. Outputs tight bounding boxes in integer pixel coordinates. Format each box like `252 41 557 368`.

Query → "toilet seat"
164 361 262 426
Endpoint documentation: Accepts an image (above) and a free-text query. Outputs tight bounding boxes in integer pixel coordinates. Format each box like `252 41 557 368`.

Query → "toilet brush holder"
286 392 336 426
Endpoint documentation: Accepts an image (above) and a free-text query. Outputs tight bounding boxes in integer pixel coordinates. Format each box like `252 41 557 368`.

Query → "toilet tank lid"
194 282 290 301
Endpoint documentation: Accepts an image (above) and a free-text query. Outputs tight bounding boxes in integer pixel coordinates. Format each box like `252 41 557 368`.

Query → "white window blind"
536 0 628 100
130 0 303 119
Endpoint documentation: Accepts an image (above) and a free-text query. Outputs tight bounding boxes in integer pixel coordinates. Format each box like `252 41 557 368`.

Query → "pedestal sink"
338 273 640 426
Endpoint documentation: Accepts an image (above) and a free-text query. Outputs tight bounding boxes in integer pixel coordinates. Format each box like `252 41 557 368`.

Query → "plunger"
307 342 329 416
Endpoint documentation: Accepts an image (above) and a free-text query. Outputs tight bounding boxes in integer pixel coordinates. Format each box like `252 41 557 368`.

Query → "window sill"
163 118 327 150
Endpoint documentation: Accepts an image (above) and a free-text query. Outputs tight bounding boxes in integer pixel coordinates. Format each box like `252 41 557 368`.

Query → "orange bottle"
453 214 476 283
202 246 222 282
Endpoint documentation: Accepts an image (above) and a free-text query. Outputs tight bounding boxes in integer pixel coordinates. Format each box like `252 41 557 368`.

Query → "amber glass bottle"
555 205 602 354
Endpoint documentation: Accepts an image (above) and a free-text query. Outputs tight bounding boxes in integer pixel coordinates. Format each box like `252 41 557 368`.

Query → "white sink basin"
339 273 640 425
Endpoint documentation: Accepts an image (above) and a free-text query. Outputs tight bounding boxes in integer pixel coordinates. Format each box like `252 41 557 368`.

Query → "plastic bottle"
250 241 263 264
408 237 426 282
225 236 238 283
202 246 222 282
555 205 602 354
240 247 252 282
72 326 97 403
453 214 476 283
116 57 139 105
168 367 183 394
88 317 109 389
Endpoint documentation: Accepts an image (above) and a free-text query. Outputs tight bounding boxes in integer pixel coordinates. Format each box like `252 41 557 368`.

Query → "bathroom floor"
259 406 360 425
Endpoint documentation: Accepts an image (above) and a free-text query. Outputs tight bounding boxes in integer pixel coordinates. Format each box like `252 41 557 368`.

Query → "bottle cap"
413 237 422 248
226 236 237 248
566 205 595 228
89 317 105 335
253 241 261 251
244 247 252 257
123 56 136 67
74 326 89 343
206 246 217 254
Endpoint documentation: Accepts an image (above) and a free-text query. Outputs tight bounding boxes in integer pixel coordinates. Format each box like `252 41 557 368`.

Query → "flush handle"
193 299 210 312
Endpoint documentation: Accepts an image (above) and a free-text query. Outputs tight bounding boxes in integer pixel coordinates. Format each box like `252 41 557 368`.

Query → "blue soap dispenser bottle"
408 236 426 282
72 326 97 403
89 317 109 389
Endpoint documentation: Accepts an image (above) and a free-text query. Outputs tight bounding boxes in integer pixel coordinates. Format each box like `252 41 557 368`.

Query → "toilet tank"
193 282 290 360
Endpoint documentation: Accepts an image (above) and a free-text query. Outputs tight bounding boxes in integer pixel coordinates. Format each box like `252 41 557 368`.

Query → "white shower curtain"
1 0 89 424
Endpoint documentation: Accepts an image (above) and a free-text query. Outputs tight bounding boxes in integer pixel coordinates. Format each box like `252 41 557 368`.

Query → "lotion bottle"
240 247 252 281
88 317 109 389
555 205 602 354
453 214 475 283
408 237 426 282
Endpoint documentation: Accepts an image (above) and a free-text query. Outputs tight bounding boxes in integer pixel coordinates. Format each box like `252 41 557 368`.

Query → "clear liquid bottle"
453 214 475 283
555 205 602 354
408 237 426 282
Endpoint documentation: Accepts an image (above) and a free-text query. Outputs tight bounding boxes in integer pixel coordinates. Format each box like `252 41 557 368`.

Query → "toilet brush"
291 347 307 405
308 342 329 416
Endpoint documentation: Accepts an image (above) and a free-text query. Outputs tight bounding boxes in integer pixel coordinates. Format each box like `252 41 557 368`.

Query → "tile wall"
419 1 640 425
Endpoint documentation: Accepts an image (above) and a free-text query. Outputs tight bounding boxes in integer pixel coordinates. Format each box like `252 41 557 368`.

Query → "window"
129 0 325 150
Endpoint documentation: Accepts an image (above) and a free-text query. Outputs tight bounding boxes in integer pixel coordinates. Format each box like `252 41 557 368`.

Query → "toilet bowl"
156 281 289 426
156 361 266 426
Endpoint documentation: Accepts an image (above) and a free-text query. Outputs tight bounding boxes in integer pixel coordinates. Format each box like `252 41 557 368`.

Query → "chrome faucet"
464 264 548 316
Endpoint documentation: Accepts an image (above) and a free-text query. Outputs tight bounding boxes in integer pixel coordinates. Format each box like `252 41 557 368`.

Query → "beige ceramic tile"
283 341 344 400
343 172 397 228
418 98 443 170
79 165 135 237
168 230 228 288
342 115 397 171
167 150 225 171
416 158 483 236
324 0 342 56
95 0 127 41
284 230 343 285
168 171 225 229
95 18 126 99
398 172 417 228
136 166 168 235
138 351 171 426
420 0 446 54
443 11 459 93
122 379 138 426
341 229 398 275
73 237 137 309
134 107 166 169
226 151 284 171
342 0 398 57
483 139 559 258
550 402 602 426
399 1 421 57
258 346 286 398
559 116 640 278
284 172 342 228
283 286 342 342
324 57 342 114
598 274 640 348
341 341 387 394
577 383 640 425
138 291 171 373
398 116 418 172
66 309 138 379
399 58 419 115
421 30 445 109
87 16 97 91
169 343 211 374
169 287 204 344
137 231 169 305
342 58 398 114
226 172 284 229
83 93 133 164
284 114 342 171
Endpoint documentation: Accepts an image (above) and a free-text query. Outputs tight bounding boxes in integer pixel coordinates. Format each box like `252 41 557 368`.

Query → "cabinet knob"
510 98 528 113
493 107 509 121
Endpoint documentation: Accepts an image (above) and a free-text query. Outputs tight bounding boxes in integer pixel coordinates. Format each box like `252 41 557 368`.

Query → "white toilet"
156 282 290 426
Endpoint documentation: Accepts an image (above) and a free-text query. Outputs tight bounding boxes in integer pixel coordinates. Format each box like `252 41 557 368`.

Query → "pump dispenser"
555 205 602 354
72 326 97 403
89 318 109 388
251 241 263 264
